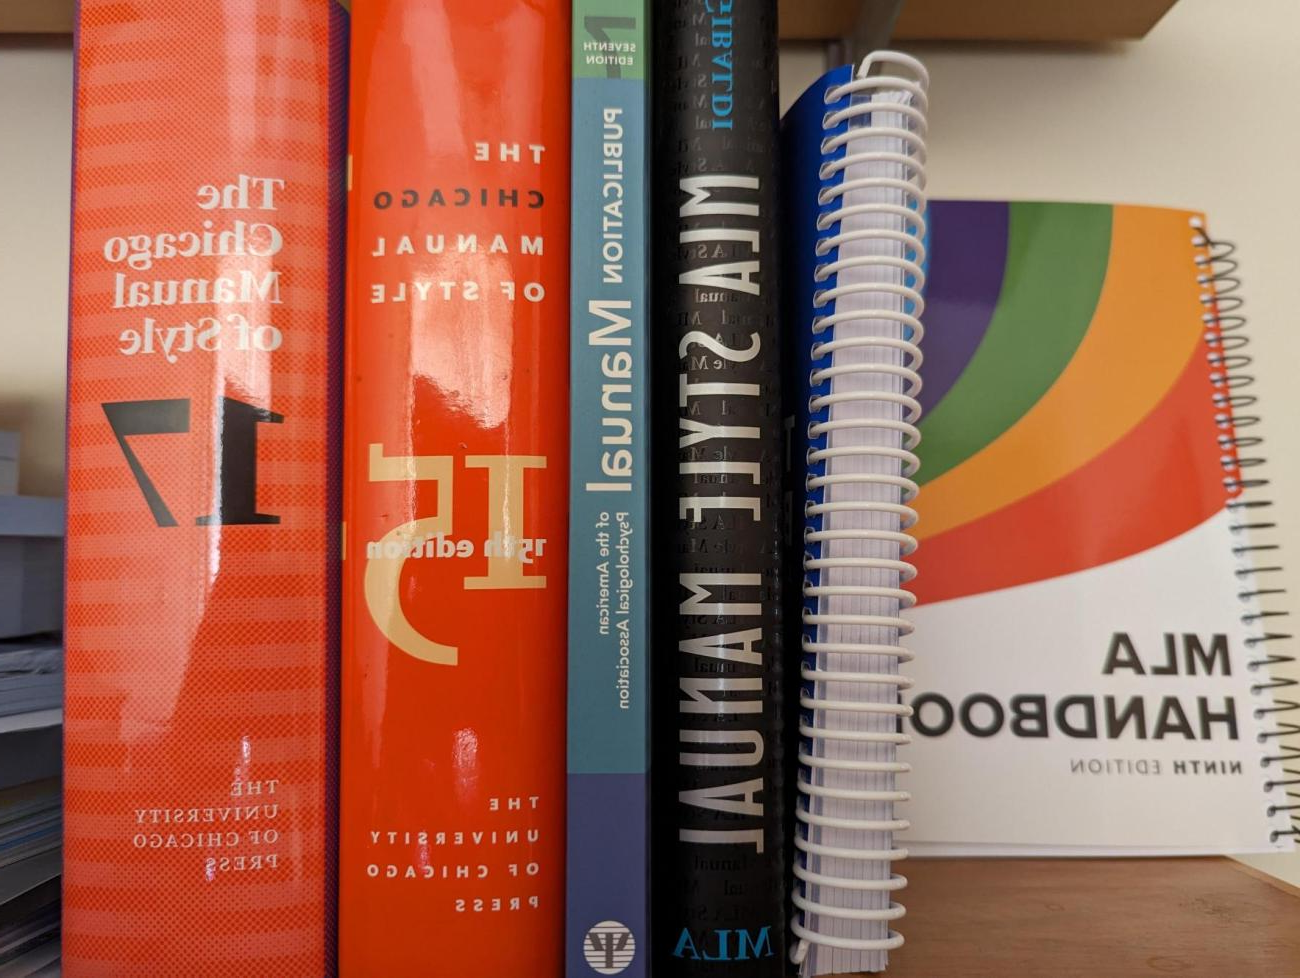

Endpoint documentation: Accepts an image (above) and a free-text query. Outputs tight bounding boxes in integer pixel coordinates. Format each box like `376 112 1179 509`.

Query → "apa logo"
584 920 636 975
673 926 775 961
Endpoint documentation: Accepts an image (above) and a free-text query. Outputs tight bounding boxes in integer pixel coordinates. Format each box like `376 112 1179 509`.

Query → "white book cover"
900 200 1297 855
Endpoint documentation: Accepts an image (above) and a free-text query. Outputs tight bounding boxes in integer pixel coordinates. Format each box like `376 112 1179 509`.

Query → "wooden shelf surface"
12 857 1300 975
780 0 1181 43
0 0 73 33
877 857 1300 977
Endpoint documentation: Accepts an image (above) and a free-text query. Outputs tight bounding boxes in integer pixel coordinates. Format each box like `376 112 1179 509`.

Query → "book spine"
652 1 787 973
339 2 569 974
63 2 347 975
568 1 651 976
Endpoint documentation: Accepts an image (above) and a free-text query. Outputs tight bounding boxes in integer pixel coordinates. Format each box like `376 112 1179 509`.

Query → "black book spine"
652 1 786 974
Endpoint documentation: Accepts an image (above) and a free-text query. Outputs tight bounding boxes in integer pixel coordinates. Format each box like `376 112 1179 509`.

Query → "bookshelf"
1 0 1182 41
4 0 1300 974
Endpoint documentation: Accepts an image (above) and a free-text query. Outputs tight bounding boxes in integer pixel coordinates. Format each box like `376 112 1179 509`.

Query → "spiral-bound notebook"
902 200 1299 856
782 53 930 977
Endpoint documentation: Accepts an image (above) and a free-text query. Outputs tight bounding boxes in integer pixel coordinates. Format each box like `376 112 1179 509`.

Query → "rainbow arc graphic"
913 202 1235 605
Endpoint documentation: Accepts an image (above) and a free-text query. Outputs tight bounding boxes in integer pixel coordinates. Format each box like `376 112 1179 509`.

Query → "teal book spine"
567 4 651 977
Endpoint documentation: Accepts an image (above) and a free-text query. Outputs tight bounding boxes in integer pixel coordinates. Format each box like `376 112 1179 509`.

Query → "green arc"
918 202 1112 485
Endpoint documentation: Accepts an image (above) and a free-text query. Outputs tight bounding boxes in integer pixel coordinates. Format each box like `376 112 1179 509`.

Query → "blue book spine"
568 5 650 977
782 64 853 641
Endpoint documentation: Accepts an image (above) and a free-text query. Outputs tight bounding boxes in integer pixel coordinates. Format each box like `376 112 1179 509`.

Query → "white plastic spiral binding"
791 51 929 972
1191 218 1300 847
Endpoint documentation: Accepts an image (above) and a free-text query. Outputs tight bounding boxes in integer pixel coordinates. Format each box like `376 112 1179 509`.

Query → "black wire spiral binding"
1194 220 1300 843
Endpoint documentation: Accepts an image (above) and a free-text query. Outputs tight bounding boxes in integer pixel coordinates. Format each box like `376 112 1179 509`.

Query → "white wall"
0 38 72 499
781 0 1300 887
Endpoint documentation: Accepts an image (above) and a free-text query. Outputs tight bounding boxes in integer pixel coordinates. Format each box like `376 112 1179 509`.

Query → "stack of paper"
0 632 63 970
0 779 61 972
0 639 62 720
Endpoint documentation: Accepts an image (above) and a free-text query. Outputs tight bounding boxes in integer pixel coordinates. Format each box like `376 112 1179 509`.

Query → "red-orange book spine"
64 3 347 975
339 2 569 974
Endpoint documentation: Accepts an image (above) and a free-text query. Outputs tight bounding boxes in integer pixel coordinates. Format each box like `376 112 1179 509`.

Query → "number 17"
102 396 284 527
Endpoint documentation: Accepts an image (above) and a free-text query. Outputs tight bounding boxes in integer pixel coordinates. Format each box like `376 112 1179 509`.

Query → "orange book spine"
338 2 569 974
64 3 347 975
